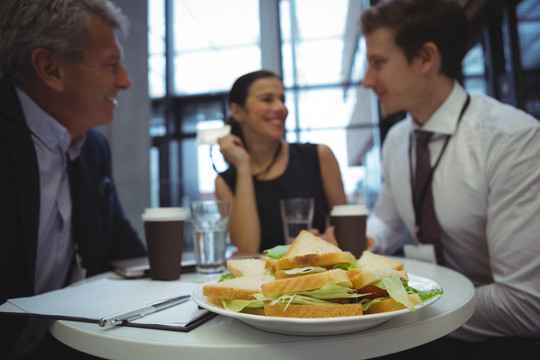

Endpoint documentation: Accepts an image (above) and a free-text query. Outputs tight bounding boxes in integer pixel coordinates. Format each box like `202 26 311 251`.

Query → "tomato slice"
357 285 389 300
327 298 351 304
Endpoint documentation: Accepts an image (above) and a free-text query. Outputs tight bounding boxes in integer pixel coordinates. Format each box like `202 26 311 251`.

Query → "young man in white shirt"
360 0 540 357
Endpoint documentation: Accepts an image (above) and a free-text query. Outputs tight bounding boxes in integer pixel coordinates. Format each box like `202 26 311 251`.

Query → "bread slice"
265 303 363 318
203 275 274 300
349 268 408 290
260 255 277 273
206 296 225 307
364 294 422 314
274 269 295 280
357 251 403 271
274 267 327 280
275 231 356 270
226 258 267 277
261 269 351 297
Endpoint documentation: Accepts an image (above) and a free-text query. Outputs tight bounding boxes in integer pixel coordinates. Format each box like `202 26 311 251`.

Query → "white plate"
192 273 441 336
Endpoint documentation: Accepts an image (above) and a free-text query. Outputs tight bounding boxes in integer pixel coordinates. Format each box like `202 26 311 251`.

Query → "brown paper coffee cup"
142 208 186 280
330 204 368 258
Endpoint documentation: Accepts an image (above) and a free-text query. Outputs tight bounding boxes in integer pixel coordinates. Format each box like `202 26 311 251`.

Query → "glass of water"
280 198 314 244
189 200 230 275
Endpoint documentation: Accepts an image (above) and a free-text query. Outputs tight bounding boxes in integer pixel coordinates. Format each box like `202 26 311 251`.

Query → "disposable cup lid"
142 207 186 221
330 204 368 216
144 207 184 213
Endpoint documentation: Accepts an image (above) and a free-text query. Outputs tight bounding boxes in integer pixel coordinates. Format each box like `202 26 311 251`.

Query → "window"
516 0 540 118
148 0 166 98
279 0 380 206
462 43 487 95
172 0 261 94
280 0 349 87
148 0 382 210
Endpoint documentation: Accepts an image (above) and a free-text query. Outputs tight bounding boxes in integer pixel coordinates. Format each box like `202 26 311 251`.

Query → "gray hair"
0 0 129 86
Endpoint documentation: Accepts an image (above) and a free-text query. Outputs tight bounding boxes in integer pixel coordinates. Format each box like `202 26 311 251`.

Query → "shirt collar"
68 133 86 161
16 86 86 159
411 81 468 136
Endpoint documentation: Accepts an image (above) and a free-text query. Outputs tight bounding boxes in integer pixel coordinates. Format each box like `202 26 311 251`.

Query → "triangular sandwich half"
274 231 356 274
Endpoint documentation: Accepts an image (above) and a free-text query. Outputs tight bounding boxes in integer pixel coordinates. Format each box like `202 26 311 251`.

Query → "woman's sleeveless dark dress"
220 143 328 252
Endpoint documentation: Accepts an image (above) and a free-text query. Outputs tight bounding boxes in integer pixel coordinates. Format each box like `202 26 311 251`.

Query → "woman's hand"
366 236 375 249
217 134 250 170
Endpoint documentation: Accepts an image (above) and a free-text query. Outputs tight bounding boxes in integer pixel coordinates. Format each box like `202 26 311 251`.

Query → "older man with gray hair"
0 1 146 358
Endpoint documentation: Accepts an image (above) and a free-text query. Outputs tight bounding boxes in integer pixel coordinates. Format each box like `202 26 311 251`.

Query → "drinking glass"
189 200 230 274
280 198 314 244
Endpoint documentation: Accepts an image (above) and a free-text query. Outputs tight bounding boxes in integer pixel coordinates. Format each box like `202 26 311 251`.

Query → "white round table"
50 258 475 360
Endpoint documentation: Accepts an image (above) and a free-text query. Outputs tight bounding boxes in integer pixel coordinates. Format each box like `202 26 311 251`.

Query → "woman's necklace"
252 141 283 179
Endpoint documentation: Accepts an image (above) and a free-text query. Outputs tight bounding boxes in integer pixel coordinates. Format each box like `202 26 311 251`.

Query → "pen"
98 294 191 327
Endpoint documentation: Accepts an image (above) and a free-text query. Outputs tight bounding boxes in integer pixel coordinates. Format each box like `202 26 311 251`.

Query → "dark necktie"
414 131 444 265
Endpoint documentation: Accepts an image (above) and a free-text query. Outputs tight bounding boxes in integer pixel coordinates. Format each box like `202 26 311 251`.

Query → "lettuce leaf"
360 278 443 312
375 277 415 312
331 262 361 270
263 245 291 259
221 298 266 312
270 294 335 307
294 283 362 299
255 283 365 310
283 266 327 275
403 279 443 301
218 273 235 283
282 262 360 275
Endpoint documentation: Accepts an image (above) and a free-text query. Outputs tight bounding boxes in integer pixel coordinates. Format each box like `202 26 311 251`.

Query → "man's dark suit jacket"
0 76 147 356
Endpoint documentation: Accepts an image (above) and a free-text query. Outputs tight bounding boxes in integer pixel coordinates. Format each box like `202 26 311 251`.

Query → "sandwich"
258 269 364 318
202 274 274 314
348 267 421 314
201 257 273 313
257 257 419 318
274 230 356 270
202 233 442 318
349 251 443 314
268 230 359 280
253 233 364 318
203 232 362 317
257 236 441 317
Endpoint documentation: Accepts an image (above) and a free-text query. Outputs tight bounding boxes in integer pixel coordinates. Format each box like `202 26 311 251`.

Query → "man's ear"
418 42 441 75
31 48 66 92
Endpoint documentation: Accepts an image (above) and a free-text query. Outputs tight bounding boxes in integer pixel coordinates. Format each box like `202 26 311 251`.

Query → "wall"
98 0 150 244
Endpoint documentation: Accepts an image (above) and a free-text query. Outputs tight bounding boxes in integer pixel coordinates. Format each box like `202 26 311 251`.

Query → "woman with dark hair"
215 70 347 254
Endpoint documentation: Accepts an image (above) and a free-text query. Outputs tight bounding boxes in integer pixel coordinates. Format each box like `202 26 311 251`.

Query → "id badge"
404 244 437 263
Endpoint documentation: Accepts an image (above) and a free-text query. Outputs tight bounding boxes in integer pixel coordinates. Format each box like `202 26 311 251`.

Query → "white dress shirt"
367 82 540 341
16 88 85 295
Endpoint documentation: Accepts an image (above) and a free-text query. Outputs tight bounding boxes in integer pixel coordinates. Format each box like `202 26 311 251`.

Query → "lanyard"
409 95 470 237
